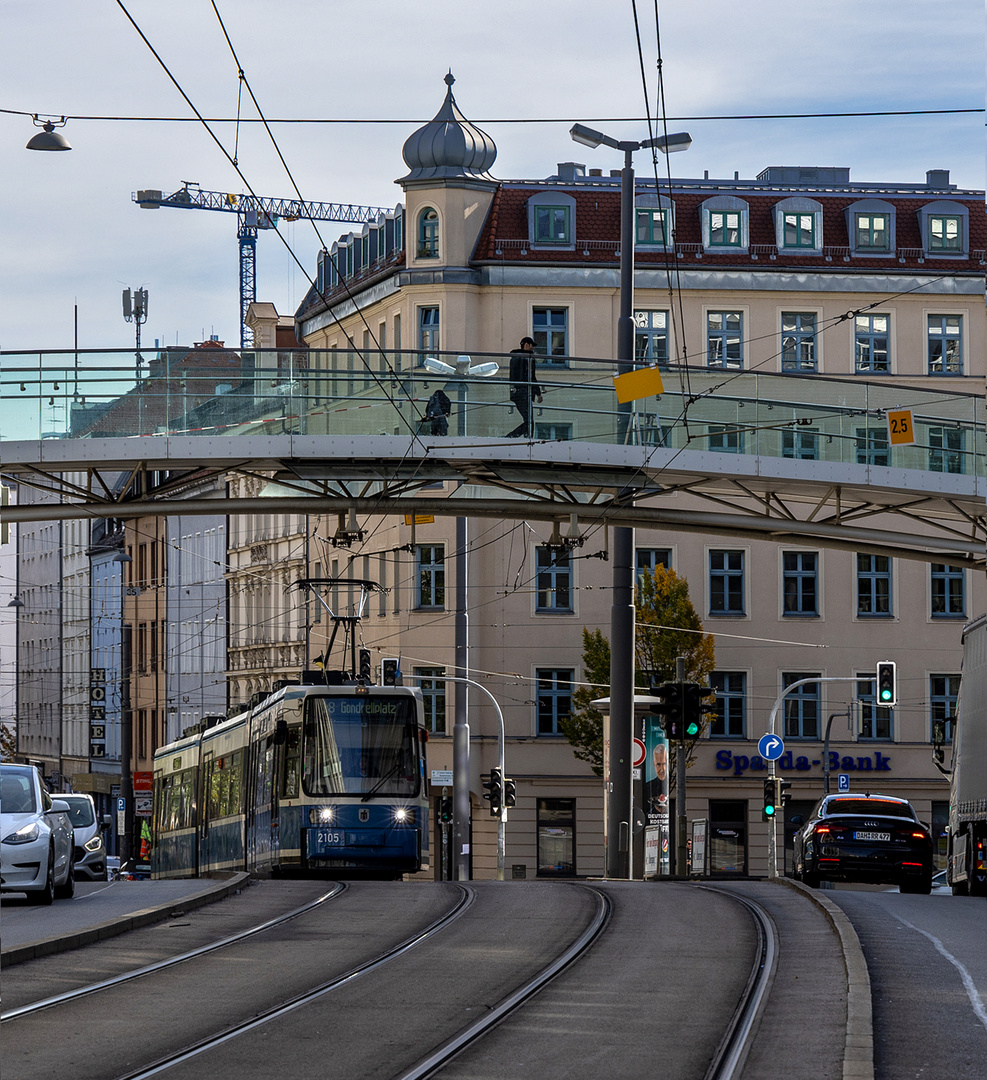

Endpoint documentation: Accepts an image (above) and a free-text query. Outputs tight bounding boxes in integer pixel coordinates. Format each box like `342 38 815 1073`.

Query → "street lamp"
26 115 72 151
570 122 690 878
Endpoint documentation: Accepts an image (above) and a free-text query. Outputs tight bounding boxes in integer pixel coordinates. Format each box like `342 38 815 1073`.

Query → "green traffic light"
879 689 892 702
685 720 700 737
764 804 776 816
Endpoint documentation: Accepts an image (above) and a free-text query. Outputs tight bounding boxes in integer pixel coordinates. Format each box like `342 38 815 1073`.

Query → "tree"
0 721 15 762
560 566 714 774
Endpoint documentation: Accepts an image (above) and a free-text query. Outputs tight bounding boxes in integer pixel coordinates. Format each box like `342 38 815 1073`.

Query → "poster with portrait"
644 717 668 825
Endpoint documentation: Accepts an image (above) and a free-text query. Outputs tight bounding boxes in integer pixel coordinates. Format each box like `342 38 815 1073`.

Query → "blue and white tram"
152 681 430 879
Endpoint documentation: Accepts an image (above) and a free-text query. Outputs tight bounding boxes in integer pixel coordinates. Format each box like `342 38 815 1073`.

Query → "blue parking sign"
838 773 850 792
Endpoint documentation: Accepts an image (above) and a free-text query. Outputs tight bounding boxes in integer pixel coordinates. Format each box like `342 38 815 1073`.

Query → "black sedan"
792 793 934 894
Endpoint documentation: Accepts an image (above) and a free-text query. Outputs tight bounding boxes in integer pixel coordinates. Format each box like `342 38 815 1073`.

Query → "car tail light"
910 831 927 840
814 825 831 835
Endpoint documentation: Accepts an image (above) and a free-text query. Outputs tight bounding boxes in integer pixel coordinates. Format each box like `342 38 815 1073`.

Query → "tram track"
1 881 349 1022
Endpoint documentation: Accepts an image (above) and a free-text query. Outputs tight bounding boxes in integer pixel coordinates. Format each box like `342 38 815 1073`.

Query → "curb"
775 878 874 1080
0 872 251 969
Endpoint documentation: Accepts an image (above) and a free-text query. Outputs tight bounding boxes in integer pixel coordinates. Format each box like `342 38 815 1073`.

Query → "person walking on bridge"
507 336 543 438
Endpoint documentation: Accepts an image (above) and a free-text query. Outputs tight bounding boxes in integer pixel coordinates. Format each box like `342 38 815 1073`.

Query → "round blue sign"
758 733 785 761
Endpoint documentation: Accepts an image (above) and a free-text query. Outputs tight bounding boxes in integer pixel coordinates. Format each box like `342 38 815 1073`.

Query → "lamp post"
569 123 690 878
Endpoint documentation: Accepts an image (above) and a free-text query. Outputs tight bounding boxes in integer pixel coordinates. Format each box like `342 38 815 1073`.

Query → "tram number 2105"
315 829 344 846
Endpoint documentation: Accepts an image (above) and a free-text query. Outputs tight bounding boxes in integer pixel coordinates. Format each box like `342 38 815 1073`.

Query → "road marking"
895 914 987 1034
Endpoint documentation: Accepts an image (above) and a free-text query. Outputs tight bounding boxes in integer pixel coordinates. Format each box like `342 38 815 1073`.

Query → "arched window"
417 207 439 258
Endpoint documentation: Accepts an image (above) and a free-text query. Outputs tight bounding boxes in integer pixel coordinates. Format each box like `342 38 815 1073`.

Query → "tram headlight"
309 806 336 825
393 807 415 824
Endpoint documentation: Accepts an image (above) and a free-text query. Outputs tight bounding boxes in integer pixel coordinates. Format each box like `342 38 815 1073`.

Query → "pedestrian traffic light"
763 777 779 820
503 777 517 809
651 681 684 740
876 661 896 706
359 648 372 682
437 796 453 824
482 767 503 816
682 683 715 739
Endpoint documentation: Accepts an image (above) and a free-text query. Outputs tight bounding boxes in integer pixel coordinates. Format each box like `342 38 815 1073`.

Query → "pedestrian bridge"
1 348 983 568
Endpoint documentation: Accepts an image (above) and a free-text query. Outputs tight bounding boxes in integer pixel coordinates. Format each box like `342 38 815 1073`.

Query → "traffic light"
763 777 779 821
682 683 715 739
876 660 896 706
382 657 399 686
503 777 517 809
651 681 684 740
437 796 453 824
359 648 372 682
778 778 792 807
482 767 503 816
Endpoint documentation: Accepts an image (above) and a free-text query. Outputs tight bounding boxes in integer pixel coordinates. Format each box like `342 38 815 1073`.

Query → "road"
828 886 987 1079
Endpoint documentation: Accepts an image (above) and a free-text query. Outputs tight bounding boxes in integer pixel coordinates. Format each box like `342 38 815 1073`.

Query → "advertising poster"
644 717 670 875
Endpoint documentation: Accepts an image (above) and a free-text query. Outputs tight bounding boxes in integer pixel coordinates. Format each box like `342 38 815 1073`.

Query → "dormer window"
527 192 576 250
701 196 749 253
417 207 439 258
919 200 968 257
856 214 889 249
773 197 823 254
846 199 895 256
635 193 674 248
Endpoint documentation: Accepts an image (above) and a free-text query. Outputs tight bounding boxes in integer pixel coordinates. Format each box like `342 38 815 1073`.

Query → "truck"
946 614 987 896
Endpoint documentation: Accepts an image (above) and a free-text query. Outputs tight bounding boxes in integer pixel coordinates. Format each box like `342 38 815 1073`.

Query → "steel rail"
99 884 475 1080
1 882 349 1022
698 887 778 1080
392 884 613 1080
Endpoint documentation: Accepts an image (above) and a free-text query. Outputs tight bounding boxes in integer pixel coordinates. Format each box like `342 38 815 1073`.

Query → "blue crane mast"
134 182 390 348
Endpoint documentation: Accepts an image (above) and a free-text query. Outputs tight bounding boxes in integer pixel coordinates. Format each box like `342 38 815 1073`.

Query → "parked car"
793 792 934 894
56 792 110 881
1 764 76 903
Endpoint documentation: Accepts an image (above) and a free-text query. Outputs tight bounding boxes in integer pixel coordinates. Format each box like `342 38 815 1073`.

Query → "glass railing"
1 347 983 480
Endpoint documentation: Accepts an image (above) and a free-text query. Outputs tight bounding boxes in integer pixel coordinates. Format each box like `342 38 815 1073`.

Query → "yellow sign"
613 366 664 404
404 514 435 525
887 409 915 446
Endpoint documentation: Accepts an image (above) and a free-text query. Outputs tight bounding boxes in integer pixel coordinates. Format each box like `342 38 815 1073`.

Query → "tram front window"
302 695 419 798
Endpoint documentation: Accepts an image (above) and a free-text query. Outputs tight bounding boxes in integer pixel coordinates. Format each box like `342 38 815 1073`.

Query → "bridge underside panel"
2 435 983 567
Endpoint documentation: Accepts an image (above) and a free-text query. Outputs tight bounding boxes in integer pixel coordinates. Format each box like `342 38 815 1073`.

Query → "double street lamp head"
569 122 691 156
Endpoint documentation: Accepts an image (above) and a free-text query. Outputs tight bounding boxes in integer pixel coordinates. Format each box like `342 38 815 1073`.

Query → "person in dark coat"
425 388 451 435
507 336 543 438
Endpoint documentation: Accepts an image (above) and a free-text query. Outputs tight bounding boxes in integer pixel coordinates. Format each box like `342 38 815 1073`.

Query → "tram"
152 675 430 879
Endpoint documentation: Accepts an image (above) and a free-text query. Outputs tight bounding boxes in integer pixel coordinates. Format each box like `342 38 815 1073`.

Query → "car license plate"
854 830 890 841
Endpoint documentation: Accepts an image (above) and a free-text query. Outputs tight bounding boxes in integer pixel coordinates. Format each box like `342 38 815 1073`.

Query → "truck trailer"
948 614 987 896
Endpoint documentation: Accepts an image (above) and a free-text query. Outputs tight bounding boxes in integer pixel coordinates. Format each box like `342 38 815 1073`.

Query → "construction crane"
134 182 391 348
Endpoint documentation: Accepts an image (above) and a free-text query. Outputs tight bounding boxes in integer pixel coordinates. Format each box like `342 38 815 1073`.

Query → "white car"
1 764 76 903
56 792 110 881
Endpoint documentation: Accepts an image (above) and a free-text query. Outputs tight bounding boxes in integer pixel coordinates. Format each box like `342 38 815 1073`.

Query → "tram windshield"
302 695 420 798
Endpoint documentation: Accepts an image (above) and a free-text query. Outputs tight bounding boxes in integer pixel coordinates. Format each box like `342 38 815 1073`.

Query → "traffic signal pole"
675 657 688 878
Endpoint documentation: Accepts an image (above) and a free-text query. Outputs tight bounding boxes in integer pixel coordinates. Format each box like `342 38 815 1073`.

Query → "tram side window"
282 726 301 800
207 753 243 820
160 769 196 831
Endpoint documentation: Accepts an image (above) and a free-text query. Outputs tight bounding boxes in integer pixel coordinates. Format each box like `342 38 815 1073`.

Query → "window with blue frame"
415 544 445 609
532 307 569 361
634 310 669 365
708 424 744 454
927 315 962 375
782 552 818 616
415 667 446 734
929 427 965 474
854 314 890 373
857 554 892 616
856 677 892 740
710 672 746 737
417 207 439 258
536 546 572 613
536 669 573 734
781 312 817 372
855 427 890 467
707 311 743 369
534 205 571 244
930 674 960 743
418 306 440 353
931 564 965 618
709 550 745 615
782 428 819 460
782 673 820 739
855 213 890 251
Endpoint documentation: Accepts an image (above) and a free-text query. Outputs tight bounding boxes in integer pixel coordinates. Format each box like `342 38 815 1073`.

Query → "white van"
57 793 110 881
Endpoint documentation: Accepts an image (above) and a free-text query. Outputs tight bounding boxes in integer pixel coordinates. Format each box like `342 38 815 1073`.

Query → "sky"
0 0 982 355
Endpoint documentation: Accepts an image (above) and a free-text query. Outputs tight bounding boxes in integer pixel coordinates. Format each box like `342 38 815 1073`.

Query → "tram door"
246 733 280 872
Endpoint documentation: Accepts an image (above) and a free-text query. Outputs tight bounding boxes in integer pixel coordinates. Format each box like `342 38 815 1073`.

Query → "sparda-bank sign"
715 749 892 776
